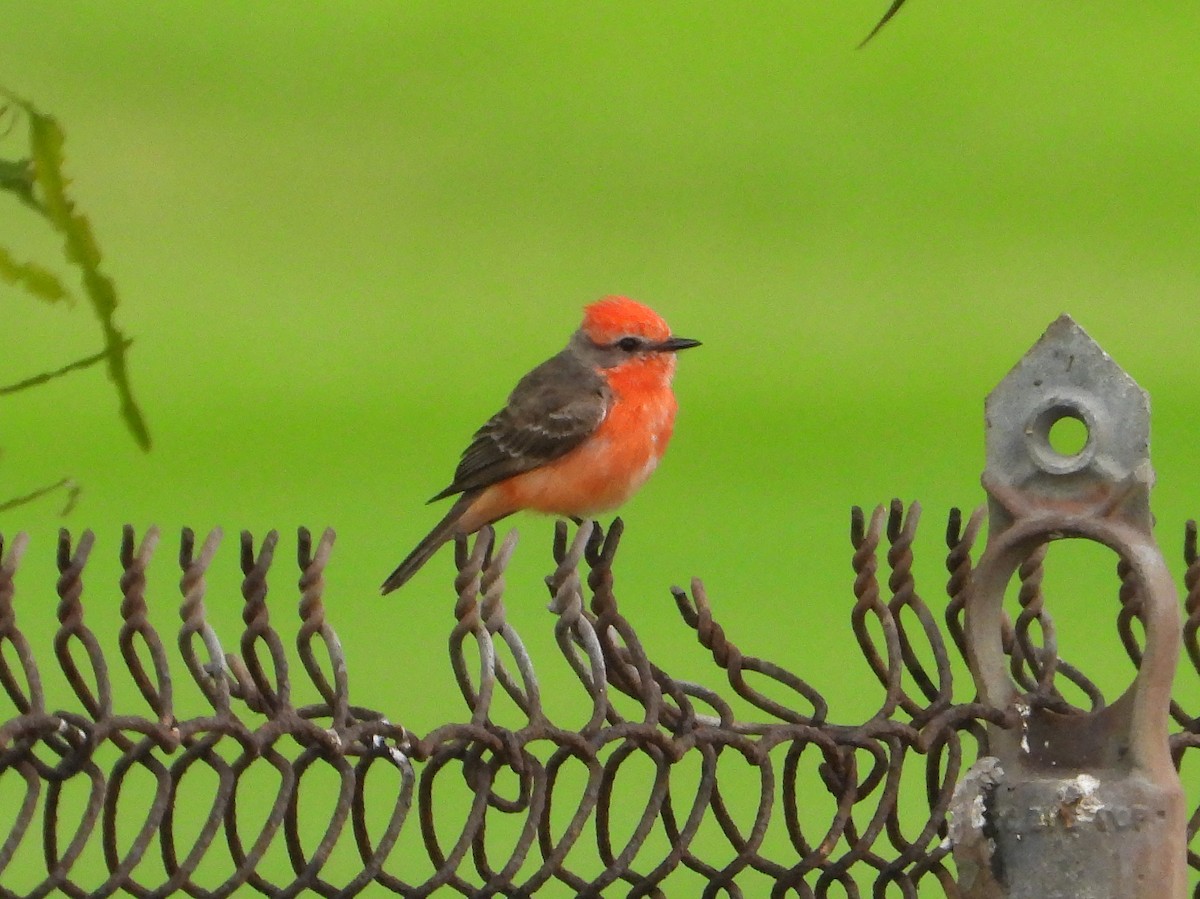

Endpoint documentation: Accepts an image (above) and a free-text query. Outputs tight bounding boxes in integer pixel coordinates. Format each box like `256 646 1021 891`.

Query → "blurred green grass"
2 2 1198 892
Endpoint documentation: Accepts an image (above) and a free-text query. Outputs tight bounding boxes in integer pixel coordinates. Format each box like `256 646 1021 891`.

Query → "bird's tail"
380 493 476 594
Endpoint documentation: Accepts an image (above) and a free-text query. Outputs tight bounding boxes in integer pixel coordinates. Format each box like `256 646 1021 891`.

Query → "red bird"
381 296 700 593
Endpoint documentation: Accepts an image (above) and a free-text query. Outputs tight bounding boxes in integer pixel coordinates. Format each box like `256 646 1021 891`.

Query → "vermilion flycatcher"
381 296 700 593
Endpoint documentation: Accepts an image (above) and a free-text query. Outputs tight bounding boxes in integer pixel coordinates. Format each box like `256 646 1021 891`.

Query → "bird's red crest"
582 296 671 344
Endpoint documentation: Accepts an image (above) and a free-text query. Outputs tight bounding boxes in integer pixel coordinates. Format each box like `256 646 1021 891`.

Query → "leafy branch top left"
0 86 150 452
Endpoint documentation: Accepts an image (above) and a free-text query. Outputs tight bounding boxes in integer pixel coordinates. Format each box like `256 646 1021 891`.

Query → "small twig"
0 341 130 396
0 476 80 515
860 0 912 48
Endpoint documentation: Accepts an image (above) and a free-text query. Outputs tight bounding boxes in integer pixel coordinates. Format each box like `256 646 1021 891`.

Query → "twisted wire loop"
1172 522 1200 877
0 511 1197 896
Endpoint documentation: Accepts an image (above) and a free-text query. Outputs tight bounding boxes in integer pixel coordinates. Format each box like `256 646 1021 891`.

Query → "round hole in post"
1047 414 1088 456
1024 398 1097 475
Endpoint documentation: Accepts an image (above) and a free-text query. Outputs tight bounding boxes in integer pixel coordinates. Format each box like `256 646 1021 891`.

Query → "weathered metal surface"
956 315 1187 898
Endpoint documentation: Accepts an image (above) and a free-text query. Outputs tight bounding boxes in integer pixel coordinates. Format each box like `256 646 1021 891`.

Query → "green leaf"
0 157 37 207
0 244 69 302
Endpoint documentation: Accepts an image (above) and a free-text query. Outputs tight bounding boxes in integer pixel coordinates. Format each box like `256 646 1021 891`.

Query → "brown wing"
428 348 611 502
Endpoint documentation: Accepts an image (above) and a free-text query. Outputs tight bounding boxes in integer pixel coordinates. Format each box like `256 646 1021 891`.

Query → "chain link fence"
0 507 1195 897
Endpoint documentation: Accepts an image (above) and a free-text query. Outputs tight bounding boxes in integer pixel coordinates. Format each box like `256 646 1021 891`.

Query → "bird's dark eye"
616 336 641 352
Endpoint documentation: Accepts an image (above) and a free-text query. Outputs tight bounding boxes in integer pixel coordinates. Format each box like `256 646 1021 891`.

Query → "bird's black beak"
656 336 702 353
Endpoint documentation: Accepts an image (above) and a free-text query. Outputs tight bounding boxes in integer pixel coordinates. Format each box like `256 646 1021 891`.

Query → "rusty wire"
0 507 1197 897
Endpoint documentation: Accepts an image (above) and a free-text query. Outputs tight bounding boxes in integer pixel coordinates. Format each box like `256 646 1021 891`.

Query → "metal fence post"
951 315 1187 897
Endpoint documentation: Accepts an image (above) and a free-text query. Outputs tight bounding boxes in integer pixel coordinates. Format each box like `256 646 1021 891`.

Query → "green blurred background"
3 1 1199 891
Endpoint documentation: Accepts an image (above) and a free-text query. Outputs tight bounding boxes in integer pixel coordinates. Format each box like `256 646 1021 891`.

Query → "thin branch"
0 341 130 396
859 0 911 48
0 476 79 515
